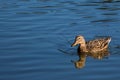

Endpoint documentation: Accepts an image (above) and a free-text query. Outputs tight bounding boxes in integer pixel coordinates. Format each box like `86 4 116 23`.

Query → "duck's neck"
79 42 88 52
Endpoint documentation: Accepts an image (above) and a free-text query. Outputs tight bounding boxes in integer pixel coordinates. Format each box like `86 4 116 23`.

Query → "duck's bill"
71 42 77 47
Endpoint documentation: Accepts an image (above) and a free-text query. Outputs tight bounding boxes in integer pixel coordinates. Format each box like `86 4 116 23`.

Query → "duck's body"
71 35 111 53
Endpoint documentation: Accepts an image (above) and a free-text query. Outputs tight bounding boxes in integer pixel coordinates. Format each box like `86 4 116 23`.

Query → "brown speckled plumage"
71 35 111 53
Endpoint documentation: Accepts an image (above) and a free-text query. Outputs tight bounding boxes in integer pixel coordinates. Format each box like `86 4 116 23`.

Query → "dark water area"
0 0 120 80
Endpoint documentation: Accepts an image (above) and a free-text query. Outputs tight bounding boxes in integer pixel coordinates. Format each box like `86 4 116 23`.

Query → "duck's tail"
107 37 111 45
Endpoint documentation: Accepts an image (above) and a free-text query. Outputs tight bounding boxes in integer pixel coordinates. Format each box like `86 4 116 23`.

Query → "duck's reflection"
87 50 110 59
58 48 110 69
73 52 86 69
73 50 110 69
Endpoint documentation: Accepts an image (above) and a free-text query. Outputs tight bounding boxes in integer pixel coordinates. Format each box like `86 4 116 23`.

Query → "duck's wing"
86 37 111 51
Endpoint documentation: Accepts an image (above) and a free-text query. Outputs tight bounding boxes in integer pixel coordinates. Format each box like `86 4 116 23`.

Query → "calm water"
0 0 120 80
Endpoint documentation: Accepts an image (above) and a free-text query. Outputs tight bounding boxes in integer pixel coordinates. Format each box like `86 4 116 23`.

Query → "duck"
71 35 111 53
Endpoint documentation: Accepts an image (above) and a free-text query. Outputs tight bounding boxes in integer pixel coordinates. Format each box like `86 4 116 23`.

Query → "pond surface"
0 0 120 80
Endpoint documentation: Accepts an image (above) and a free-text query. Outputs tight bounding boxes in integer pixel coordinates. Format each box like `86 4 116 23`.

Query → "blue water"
0 0 120 80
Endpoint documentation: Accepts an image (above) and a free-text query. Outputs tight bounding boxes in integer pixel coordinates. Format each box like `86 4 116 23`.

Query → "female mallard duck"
71 35 111 53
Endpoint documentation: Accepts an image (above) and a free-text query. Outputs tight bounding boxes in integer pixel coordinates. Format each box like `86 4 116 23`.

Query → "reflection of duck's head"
72 52 86 69
74 60 85 69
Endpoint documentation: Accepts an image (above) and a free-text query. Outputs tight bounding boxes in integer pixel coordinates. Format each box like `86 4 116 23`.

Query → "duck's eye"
77 38 81 40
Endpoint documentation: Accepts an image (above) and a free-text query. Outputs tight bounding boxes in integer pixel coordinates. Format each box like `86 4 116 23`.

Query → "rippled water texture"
0 0 120 80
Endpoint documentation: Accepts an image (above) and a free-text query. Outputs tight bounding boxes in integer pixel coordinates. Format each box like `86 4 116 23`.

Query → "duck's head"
71 35 85 47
